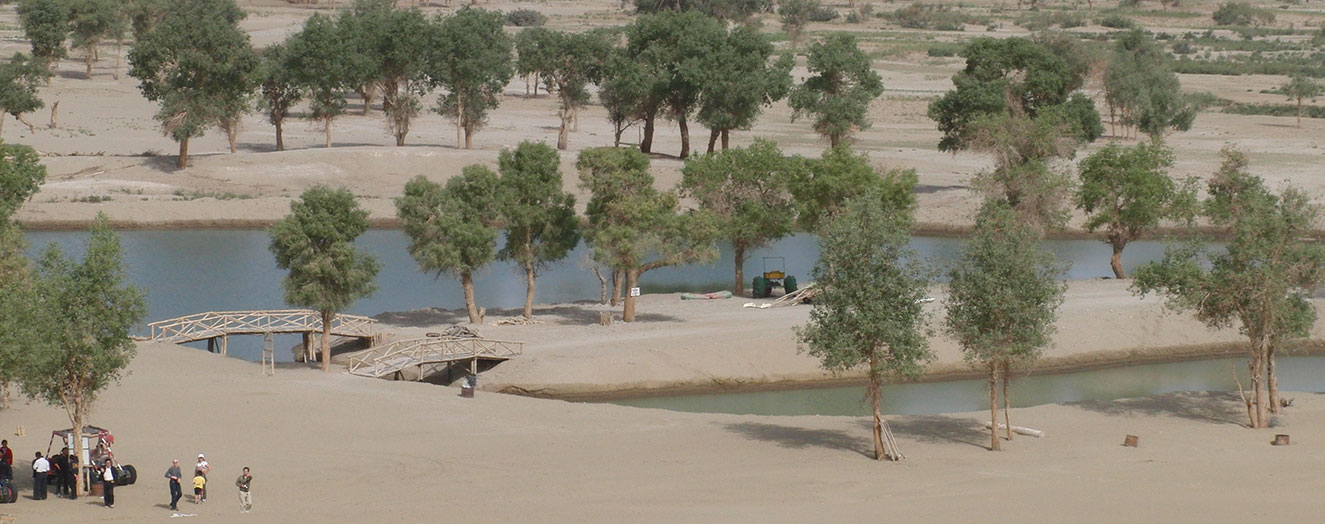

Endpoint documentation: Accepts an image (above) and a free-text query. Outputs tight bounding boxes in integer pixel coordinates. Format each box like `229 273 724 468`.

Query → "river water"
23 227 1293 415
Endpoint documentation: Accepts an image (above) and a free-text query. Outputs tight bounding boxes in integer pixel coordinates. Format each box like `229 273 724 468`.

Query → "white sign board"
629 287 641 297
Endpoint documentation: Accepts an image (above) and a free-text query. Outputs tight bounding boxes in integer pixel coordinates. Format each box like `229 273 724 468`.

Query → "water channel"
22 228 1287 415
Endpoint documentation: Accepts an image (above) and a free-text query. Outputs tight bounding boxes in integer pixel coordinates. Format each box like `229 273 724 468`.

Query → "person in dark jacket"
50 448 69 498
101 459 115 508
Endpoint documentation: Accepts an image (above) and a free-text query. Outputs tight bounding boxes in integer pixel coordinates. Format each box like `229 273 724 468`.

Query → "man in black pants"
165 459 183 511
51 448 69 498
32 452 49 500
101 459 115 508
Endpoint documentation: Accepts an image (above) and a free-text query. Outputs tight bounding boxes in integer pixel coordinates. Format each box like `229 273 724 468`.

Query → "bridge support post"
220 335 228 357
207 337 215 353
302 333 312 362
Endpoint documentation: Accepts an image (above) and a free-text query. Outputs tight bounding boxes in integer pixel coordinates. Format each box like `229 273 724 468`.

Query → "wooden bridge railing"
347 336 523 378
147 309 377 344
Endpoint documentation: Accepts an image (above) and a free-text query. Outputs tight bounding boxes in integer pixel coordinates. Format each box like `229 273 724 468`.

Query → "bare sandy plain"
3 0 1325 522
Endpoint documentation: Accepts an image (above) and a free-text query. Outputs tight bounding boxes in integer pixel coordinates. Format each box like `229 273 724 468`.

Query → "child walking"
193 471 206 504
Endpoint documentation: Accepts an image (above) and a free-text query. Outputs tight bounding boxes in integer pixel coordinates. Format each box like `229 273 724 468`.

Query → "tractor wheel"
1 483 15 503
752 276 768 298
784 275 797 294
118 465 137 486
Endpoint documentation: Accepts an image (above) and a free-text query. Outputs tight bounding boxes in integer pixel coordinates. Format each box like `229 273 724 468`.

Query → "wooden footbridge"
146 309 379 358
347 336 523 380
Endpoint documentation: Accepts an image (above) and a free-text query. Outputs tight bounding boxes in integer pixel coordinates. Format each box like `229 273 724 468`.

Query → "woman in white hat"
195 454 210 502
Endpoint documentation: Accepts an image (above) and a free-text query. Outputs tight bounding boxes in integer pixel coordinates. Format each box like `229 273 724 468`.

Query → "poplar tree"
286 14 350 148
945 200 1067 451
696 26 793 153
538 30 611 150
258 42 303 152
1133 148 1325 428
680 140 798 296
396 169 502 324
0 54 50 134
789 33 884 148
268 187 381 371
797 180 931 461
0 141 45 409
432 8 513 149
578 147 718 322
1281 75 1322 129
17 0 69 65
496 142 579 318
67 0 126 79
127 0 259 168
19 216 146 470
1077 140 1195 279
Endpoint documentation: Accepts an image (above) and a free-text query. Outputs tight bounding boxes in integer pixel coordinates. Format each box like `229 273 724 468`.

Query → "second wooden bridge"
348 336 524 380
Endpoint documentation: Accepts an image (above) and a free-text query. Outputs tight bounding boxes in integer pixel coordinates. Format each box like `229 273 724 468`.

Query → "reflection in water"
607 357 1325 416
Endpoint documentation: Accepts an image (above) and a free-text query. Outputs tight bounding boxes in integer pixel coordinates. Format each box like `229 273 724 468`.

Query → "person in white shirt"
31 452 50 500
195 454 210 502
101 458 116 508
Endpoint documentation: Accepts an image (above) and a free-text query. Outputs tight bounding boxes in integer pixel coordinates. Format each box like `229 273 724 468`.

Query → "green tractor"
751 256 797 298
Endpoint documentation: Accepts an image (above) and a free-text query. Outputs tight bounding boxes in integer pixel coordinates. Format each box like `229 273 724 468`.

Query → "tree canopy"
258 42 304 152
1103 30 1198 139
268 186 381 371
696 26 793 153
396 169 502 324
536 29 612 150
1282 75 1322 128
623 11 727 157
17 0 69 64
286 14 352 148
0 54 50 134
797 180 930 461
928 36 1101 152
789 33 883 148
67 0 126 79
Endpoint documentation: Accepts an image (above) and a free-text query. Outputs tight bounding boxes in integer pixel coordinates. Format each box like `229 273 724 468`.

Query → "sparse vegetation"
504 9 547 27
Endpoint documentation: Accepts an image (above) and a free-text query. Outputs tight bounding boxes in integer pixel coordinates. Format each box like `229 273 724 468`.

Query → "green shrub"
1212 2 1274 26
505 9 547 27
927 42 965 57
1171 40 1195 54
886 3 986 30
1097 14 1136 29
1224 102 1325 118
807 4 839 21
1018 11 1087 31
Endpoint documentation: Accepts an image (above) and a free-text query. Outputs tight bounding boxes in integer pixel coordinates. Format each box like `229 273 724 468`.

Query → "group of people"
0 440 251 513
163 454 252 513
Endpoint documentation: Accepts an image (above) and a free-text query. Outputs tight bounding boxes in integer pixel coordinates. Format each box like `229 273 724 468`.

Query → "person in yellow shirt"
192 472 206 504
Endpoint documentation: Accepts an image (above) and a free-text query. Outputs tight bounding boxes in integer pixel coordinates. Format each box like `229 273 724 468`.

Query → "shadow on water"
1066 391 1247 425
373 304 680 328
722 422 872 458
888 415 990 449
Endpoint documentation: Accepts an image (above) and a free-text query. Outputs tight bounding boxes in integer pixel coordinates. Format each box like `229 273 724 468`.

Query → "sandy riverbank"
2 337 1324 523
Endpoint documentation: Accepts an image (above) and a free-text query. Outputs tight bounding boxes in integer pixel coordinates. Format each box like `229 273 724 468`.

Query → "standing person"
31 452 49 500
51 448 69 498
0 440 12 466
195 454 210 502
65 454 78 500
101 458 115 508
165 459 183 511
0 455 12 485
234 467 252 513
192 470 205 504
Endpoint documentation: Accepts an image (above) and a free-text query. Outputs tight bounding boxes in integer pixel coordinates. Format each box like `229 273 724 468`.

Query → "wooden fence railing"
347 337 523 378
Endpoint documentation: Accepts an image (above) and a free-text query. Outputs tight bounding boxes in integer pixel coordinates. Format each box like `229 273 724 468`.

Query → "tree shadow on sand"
723 422 873 458
887 415 990 449
373 303 679 328
1067 391 1247 426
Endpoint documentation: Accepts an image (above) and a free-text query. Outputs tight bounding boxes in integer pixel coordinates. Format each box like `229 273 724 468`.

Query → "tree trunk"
320 310 333 372
85 52 94 79
462 271 481 324
557 108 571 150
177 138 189 169
1268 343 1280 415
829 132 840 148
226 122 239 153
275 117 285 151
396 128 406 147
360 85 375 115
464 127 473 150
1002 361 1013 441
678 115 690 158
733 243 746 297
707 127 719 154
113 40 122 80
456 95 465 149
1297 99 1303 128
641 115 655 154
989 361 1000 450
1249 344 1268 428
48 101 58 129
611 270 623 306
721 129 729 150
523 260 536 319
1 381 7 409
613 123 624 147
869 354 886 460
324 118 333 148
623 268 639 322
72 405 84 494
593 265 608 304
1109 238 1127 279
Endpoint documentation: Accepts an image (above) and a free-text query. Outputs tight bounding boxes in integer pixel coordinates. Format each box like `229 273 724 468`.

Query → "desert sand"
3 0 1325 521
